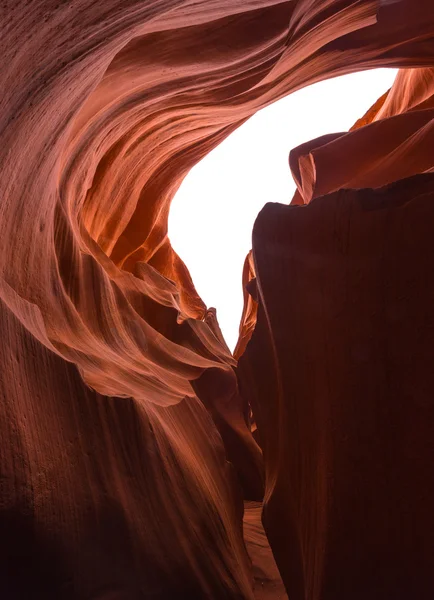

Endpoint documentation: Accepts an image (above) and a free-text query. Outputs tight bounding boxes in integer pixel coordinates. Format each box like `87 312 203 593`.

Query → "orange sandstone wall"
1 1 434 598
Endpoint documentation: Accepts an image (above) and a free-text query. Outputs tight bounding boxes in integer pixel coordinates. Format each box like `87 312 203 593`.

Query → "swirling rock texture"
1 0 434 598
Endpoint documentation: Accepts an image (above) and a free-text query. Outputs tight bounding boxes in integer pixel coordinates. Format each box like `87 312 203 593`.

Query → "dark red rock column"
238 174 434 600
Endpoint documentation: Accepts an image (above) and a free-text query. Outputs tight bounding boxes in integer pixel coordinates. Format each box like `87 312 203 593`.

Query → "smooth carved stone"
238 174 434 599
1 0 434 598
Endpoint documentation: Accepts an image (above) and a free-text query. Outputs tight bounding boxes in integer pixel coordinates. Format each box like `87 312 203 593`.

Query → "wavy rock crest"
1 1 434 598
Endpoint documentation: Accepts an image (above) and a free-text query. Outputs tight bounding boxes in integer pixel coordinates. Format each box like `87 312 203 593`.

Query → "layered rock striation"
1 1 434 598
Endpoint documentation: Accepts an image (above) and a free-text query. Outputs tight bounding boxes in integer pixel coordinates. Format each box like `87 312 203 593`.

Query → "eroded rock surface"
1 1 434 598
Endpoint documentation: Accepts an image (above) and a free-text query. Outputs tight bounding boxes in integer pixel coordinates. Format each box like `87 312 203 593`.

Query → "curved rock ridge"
1 0 434 598
289 67 434 205
2 0 434 403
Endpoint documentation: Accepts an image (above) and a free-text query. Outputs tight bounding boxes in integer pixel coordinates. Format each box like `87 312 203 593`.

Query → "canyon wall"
1 1 434 598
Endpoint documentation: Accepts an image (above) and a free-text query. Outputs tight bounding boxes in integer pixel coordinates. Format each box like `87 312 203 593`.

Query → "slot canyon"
168 67 398 351
1 1 434 599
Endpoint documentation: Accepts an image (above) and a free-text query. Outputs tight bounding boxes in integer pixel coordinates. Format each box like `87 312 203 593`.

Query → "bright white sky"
168 68 398 352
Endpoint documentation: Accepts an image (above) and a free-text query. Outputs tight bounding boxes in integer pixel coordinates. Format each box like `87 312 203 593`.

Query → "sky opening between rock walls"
169 68 398 351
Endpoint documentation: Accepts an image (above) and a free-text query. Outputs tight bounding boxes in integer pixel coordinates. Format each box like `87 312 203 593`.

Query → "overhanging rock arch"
1 1 434 598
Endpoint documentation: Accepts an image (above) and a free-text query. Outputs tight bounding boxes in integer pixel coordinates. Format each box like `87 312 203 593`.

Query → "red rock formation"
1 0 434 598
238 174 434 599
289 68 434 206
234 251 258 361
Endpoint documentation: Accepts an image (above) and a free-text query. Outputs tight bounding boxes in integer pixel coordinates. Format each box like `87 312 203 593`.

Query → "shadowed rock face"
1 1 434 598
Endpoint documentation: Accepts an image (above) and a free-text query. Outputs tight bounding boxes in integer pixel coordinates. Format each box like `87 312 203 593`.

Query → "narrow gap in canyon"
168 68 398 351
4 1 434 597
